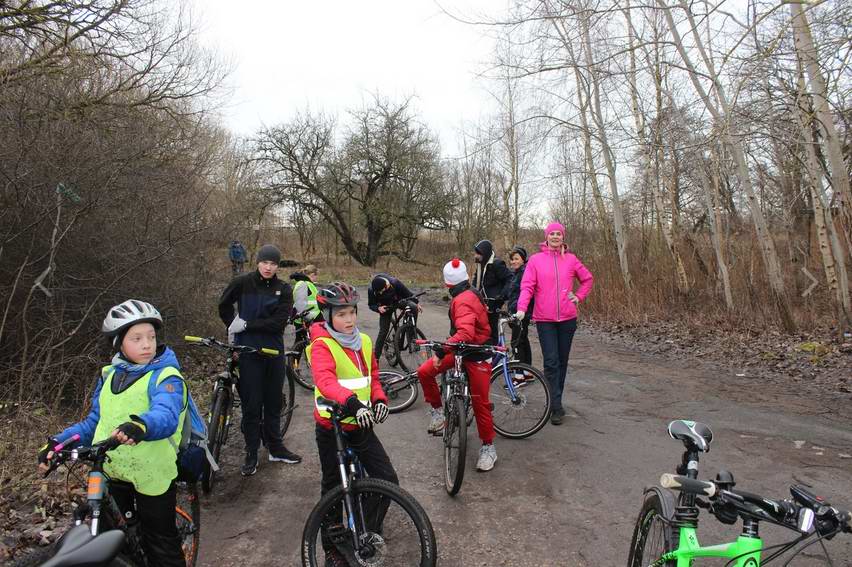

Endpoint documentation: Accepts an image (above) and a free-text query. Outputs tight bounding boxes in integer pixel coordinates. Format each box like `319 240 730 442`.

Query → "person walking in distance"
229 240 247 276
471 240 513 347
218 244 302 475
515 223 593 425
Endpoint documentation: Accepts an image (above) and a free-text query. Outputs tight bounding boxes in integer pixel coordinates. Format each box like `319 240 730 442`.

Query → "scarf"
324 322 363 352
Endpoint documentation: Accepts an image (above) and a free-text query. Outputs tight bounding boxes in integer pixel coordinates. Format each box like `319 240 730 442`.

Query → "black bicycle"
11 436 200 567
416 339 505 496
301 398 437 567
287 309 316 390
378 370 420 413
184 336 295 494
383 292 427 372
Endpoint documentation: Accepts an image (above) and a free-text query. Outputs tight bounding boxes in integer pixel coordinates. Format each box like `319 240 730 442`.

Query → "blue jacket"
229 242 246 262
56 347 185 445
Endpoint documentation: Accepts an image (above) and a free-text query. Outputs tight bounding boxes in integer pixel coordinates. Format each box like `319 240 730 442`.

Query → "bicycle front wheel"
379 371 419 413
176 481 201 567
444 396 467 496
489 363 551 439
280 366 296 436
202 388 230 494
289 350 314 390
627 490 677 567
395 326 428 373
301 478 437 567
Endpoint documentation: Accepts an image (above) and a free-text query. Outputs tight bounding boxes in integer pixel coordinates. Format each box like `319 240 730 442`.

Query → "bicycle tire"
301 478 437 567
280 367 296 437
489 362 551 439
290 349 314 390
201 388 229 494
6 547 54 567
379 370 419 413
395 326 428 373
383 324 401 368
627 490 678 567
176 482 201 567
444 396 467 496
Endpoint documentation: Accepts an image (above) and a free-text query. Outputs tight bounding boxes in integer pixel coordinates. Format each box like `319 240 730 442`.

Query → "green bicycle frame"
658 527 762 566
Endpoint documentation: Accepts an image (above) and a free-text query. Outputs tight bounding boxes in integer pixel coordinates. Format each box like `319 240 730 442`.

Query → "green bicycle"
628 419 850 566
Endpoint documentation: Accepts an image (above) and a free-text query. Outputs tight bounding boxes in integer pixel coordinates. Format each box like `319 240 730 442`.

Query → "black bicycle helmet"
318 282 360 323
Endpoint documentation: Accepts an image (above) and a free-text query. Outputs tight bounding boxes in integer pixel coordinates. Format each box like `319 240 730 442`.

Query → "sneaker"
427 407 445 434
324 549 349 567
241 452 258 476
550 413 563 426
476 443 497 472
268 446 302 464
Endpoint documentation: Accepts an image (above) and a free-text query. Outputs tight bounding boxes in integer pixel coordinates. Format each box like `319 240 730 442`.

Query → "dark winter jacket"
508 263 533 317
218 270 293 351
471 240 513 312
367 274 417 313
228 242 246 262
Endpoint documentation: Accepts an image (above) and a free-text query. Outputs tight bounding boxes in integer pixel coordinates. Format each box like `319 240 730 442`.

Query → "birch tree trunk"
657 0 795 331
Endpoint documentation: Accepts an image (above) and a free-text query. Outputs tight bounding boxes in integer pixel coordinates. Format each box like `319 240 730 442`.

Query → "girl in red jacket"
308 282 396 567
416 259 497 472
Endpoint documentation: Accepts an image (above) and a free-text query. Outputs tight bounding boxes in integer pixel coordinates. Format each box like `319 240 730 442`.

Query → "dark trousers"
374 310 394 358
487 311 500 348
237 353 286 453
536 319 577 414
110 481 185 567
511 318 532 365
315 425 399 551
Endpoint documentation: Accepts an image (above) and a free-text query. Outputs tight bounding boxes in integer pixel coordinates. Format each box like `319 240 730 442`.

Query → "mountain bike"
301 398 437 567
287 309 316 390
383 292 427 372
11 436 200 567
416 339 506 496
378 370 420 413
627 419 851 566
489 311 551 439
184 336 294 494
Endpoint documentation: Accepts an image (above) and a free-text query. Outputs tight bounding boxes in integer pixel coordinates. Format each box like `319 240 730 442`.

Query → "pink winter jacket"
516 243 594 322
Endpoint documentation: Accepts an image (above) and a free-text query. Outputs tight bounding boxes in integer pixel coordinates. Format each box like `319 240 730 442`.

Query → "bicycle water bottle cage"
668 420 713 453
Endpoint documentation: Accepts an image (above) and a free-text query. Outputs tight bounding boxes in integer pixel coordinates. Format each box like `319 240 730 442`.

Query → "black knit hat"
257 244 281 265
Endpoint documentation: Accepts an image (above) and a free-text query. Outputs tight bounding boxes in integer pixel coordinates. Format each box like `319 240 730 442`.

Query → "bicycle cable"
721 536 805 567
779 528 840 567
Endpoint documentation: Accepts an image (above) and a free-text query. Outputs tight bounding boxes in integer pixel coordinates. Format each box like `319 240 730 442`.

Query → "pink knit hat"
442 258 468 286
544 222 565 237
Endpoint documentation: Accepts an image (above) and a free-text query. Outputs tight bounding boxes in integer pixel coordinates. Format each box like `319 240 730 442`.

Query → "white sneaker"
476 444 497 472
427 407 445 434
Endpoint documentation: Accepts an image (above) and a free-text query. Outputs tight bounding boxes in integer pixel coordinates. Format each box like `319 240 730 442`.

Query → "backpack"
147 368 218 483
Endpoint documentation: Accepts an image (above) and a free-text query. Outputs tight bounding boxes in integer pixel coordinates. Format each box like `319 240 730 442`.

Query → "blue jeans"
536 319 577 414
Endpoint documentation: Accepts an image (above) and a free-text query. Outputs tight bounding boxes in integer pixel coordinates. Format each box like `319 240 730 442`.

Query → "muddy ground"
196 293 852 567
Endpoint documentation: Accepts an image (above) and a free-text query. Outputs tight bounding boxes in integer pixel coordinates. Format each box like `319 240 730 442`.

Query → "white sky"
195 0 507 155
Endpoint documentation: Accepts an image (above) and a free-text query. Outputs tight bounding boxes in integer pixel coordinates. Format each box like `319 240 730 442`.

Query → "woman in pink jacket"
515 222 593 425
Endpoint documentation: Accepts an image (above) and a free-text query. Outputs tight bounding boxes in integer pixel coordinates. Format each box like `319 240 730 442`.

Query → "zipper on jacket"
553 252 560 321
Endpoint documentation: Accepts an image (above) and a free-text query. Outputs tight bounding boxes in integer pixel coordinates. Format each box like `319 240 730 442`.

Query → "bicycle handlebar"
414 339 506 353
44 436 122 476
184 336 279 357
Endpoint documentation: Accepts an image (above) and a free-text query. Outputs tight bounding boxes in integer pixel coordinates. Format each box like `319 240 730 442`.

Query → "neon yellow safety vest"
92 366 186 496
307 334 373 425
294 280 321 320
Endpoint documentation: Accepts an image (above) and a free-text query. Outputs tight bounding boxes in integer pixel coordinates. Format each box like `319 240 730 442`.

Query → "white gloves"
373 402 389 423
227 316 247 344
355 407 375 429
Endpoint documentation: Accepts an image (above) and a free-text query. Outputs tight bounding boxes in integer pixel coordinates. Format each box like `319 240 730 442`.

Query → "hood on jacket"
290 271 311 282
474 240 494 264
111 345 180 377
539 241 570 255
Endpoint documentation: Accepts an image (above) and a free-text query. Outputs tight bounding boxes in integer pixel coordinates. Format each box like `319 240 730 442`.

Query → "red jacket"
309 322 386 431
447 285 491 346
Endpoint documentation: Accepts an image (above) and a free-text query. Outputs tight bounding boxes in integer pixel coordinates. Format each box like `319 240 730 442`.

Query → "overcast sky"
196 0 507 155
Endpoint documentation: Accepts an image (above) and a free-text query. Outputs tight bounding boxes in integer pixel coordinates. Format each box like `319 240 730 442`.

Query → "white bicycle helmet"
102 299 163 336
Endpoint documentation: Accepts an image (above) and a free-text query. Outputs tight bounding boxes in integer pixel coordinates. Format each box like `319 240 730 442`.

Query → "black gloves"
432 345 446 359
116 421 146 443
37 438 60 465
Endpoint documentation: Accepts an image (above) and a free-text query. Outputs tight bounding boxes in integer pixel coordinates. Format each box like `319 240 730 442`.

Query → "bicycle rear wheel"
201 387 229 494
383 325 401 368
301 478 437 567
489 362 551 439
280 367 296 436
379 371 419 413
395 325 428 373
289 349 314 390
627 490 677 567
444 396 467 496
176 481 201 567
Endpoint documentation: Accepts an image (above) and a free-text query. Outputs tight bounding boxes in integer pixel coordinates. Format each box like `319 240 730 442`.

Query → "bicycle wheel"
176 482 201 567
280 366 296 436
379 371 419 413
395 326 428 373
444 396 467 496
383 325 401 368
627 490 678 567
301 478 437 567
289 349 314 390
489 362 551 439
201 388 229 494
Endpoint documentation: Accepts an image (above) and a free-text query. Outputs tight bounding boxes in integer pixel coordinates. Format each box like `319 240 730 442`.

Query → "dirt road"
197 296 852 566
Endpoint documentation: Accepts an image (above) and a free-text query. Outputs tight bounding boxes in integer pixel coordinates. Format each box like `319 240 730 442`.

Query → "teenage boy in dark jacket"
368 274 420 359
471 239 513 345
218 244 302 476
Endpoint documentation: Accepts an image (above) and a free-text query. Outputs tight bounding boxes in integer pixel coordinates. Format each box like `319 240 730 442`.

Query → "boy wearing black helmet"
37 299 187 566
218 244 301 476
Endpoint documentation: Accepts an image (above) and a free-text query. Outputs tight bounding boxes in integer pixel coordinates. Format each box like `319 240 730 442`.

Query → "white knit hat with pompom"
442 258 469 286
